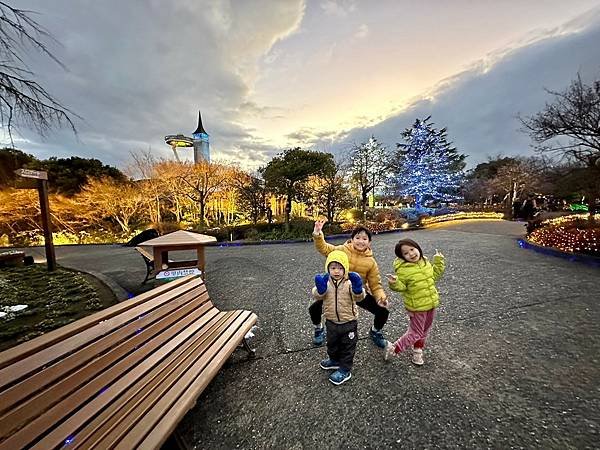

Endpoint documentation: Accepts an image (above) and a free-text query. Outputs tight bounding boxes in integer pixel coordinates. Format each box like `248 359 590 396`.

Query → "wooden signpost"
14 169 56 271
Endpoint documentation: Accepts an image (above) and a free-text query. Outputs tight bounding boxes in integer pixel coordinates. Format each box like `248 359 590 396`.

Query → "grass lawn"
0 264 118 352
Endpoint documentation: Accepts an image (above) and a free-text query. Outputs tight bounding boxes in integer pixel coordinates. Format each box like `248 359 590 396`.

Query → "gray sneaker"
412 348 424 366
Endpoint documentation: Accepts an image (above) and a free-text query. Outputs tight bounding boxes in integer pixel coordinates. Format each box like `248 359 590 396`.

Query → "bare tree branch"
0 1 79 144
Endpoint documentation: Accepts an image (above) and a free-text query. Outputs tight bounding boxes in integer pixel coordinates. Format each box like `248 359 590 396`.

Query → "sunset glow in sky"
7 0 600 169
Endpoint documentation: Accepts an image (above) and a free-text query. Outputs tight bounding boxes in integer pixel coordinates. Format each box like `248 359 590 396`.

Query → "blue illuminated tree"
391 116 466 208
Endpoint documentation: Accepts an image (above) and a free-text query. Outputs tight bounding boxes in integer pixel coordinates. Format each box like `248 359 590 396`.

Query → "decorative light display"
392 117 465 208
527 214 600 256
421 212 505 226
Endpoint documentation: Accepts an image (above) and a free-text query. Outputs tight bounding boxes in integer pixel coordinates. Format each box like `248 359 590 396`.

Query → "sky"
5 0 600 171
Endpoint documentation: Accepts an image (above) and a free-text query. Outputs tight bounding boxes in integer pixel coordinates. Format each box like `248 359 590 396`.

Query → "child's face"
400 244 421 263
328 261 345 280
351 231 370 252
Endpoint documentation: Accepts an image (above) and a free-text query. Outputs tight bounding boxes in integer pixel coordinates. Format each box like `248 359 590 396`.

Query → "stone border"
517 238 600 268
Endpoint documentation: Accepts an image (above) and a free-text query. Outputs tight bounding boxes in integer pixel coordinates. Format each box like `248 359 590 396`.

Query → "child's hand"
378 296 389 308
313 218 327 234
386 274 397 284
434 249 444 258
348 272 363 294
314 273 329 294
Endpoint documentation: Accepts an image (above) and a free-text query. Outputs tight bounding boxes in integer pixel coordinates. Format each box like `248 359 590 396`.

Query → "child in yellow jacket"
310 219 389 349
384 238 445 366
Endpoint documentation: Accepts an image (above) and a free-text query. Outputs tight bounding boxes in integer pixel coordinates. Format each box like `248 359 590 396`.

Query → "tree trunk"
361 191 368 219
587 188 598 224
199 200 206 227
285 195 292 224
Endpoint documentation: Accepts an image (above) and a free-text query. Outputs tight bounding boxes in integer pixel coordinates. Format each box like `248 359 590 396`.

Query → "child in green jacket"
384 238 445 365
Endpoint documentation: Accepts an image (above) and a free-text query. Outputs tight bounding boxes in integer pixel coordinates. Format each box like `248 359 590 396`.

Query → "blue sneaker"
319 358 339 370
313 327 326 346
329 369 352 385
370 328 386 348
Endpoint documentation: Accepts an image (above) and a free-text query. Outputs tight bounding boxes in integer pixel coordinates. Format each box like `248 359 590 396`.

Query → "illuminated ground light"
527 214 600 256
421 211 505 226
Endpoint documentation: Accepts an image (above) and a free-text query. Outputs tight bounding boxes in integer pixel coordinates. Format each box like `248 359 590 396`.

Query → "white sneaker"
384 341 396 361
412 348 424 366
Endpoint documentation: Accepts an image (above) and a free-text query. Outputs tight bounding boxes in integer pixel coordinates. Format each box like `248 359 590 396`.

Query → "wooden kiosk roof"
141 230 217 247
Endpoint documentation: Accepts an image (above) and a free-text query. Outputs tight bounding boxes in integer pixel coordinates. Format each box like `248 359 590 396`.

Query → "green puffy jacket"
388 255 445 312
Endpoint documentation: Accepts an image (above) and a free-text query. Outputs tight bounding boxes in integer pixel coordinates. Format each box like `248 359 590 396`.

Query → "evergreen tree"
261 147 335 224
391 116 466 208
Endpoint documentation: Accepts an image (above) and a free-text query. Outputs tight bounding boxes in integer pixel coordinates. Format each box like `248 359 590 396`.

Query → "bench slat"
27 312 237 449
0 287 210 420
0 304 224 450
0 275 199 370
0 292 214 439
135 312 257 450
74 312 254 449
0 278 206 389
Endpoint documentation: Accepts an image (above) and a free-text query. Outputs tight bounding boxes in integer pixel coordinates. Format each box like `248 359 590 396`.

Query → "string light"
527 214 599 256
421 212 505 226
392 117 465 208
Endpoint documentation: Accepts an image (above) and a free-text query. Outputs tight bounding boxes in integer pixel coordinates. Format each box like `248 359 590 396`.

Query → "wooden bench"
0 275 257 450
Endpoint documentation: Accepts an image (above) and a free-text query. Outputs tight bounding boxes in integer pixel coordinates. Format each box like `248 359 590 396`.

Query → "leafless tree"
488 157 545 217
180 160 233 226
520 72 600 217
0 2 78 143
308 157 353 224
348 136 389 217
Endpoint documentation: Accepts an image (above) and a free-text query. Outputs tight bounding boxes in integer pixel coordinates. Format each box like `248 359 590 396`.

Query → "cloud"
8 0 306 168
355 24 369 39
320 0 356 17
5 1 600 175
317 7 600 167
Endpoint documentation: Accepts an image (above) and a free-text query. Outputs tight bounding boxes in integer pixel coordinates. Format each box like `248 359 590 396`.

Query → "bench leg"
241 337 256 358
142 260 153 284
164 429 192 450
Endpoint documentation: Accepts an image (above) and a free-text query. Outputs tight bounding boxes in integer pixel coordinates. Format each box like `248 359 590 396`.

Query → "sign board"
14 169 48 180
15 178 39 189
156 268 202 280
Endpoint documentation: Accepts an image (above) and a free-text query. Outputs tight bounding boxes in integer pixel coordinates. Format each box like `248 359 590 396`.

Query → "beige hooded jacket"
312 250 365 323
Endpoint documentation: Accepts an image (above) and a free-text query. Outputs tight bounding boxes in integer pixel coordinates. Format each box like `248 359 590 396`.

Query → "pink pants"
393 309 436 354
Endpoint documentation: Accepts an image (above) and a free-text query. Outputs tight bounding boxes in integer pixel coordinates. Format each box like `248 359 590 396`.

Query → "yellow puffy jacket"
313 232 385 301
388 255 445 312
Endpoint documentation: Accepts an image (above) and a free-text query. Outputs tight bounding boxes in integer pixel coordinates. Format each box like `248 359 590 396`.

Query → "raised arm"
312 219 337 256
432 249 446 281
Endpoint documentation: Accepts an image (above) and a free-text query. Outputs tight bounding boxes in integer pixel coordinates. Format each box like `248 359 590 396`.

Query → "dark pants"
309 293 389 330
326 319 358 372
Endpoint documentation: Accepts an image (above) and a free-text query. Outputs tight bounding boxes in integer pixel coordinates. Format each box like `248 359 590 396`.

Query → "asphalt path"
13 220 600 449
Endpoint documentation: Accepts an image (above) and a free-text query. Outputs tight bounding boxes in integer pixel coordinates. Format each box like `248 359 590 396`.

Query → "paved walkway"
16 220 600 448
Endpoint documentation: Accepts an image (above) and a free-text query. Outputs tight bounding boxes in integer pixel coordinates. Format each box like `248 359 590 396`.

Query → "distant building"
192 111 210 163
164 110 210 163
